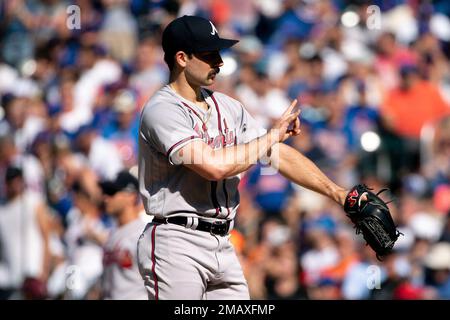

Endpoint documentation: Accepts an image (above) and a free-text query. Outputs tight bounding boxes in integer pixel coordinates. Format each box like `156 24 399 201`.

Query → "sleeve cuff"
167 136 202 165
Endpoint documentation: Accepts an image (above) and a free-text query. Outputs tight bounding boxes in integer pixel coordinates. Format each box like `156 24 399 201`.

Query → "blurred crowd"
1 0 450 300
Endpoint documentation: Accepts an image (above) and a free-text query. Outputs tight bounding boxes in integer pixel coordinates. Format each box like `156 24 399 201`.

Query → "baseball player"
100 170 148 300
137 15 349 300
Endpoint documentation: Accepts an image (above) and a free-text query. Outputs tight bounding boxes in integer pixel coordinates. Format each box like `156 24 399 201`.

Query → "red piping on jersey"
211 181 221 217
181 102 207 131
151 224 159 300
166 135 199 158
180 98 223 217
223 118 229 132
224 132 237 219
210 94 224 142
223 180 231 218
211 93 234 218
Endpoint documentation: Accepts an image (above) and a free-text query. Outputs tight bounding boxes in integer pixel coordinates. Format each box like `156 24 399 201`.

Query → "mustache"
210 67 220 75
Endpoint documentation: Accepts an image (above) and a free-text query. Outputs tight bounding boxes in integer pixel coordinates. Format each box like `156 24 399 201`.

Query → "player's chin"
207 70 219 82
204 76 216 85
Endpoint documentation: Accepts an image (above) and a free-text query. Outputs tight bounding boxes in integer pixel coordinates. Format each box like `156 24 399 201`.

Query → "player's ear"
174 51 191 68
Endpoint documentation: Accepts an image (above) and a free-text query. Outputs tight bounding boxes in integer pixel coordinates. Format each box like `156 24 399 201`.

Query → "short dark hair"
164 52 175 71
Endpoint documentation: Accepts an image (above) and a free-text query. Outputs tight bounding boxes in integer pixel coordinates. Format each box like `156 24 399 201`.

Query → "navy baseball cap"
99 170 139 196
162 15 238 55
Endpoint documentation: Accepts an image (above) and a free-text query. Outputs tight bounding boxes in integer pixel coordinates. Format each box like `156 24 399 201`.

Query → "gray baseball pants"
137 220 249 300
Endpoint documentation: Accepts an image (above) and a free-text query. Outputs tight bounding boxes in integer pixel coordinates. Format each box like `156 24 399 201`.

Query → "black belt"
153 217 232 236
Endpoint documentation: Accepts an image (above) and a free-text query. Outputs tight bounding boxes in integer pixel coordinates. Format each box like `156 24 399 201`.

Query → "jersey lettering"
104 246 133 269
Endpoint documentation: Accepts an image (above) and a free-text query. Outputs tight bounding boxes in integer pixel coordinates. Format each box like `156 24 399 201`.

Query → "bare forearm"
271 143 347 205
182 99 300 181
212 131 278 178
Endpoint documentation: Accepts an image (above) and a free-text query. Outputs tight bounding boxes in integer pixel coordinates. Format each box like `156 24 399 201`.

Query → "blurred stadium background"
0 0 449 300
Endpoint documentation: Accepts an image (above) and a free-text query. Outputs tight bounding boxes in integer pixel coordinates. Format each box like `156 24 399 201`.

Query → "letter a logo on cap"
209 21 218 35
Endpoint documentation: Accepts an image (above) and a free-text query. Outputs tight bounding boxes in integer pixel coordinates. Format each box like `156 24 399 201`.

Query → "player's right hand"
270 99 301 142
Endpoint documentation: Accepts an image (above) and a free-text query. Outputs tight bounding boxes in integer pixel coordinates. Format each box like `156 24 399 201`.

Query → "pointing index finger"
283 99 298 116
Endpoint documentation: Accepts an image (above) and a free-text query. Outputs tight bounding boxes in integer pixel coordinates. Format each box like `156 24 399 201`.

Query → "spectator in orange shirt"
380 64 450 188
381 64 450 140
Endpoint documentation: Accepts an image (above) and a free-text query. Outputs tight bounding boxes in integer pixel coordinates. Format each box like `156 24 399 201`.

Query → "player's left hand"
343 184 402 260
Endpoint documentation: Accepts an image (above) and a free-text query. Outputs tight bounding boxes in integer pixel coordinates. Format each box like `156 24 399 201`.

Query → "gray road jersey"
138 85 265 220
102 218 148 300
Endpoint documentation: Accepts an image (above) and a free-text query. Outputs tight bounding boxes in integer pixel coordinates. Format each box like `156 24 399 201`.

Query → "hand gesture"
270 99 301 142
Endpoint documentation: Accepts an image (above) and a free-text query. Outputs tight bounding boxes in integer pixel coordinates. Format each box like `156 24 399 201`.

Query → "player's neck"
169 79 206 109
